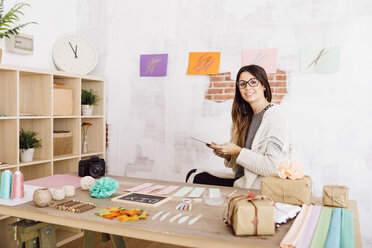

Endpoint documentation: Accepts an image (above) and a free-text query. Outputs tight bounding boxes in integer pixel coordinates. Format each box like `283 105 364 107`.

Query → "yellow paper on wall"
187 52 220 75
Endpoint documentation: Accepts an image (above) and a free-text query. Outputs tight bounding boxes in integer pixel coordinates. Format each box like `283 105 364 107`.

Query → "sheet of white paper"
0 185 41 206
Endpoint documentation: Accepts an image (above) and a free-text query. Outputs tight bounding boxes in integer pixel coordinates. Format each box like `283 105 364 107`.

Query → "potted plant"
0 1 37 63
81 89 99 116
19 128 42 162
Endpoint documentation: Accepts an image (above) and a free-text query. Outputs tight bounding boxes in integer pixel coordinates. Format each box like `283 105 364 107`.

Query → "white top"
188 105 292 189
226 104 292 189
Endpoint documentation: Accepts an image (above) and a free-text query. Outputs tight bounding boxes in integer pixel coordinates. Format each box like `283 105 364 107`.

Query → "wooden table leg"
109 234 126 248
83 230 96 248
40 225 56 248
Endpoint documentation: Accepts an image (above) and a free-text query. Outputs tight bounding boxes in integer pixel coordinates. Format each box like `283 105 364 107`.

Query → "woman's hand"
208 142 242 159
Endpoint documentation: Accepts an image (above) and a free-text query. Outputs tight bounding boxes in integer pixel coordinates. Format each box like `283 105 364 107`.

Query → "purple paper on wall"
140 54 168 77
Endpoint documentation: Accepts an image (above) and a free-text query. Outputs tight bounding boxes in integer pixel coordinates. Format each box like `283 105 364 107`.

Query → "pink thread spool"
11 171 24 199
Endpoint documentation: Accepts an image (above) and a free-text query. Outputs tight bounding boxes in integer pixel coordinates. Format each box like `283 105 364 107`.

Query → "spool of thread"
33 188 52 207
63 185 75 197
11 171 24 199
80 176 95 190
0 170 13 199
52 187 65 201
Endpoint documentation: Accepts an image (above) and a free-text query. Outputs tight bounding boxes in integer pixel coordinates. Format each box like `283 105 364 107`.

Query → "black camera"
78 156 105 178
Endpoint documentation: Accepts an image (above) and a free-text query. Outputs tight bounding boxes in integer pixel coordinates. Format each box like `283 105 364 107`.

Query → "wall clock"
52 34 98 74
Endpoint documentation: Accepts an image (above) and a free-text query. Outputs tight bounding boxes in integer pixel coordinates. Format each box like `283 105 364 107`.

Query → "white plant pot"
81 105 94 116
20 148 35 162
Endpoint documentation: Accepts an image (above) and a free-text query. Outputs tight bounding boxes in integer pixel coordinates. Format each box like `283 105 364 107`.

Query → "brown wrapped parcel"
261 175 313 206
224 195 275 236
323 185 349 208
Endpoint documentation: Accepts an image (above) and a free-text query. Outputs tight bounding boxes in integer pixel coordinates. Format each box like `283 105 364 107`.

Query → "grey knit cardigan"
188 105 292 189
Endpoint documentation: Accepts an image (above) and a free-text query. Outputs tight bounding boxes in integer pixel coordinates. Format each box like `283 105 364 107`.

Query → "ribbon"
223 192 274 235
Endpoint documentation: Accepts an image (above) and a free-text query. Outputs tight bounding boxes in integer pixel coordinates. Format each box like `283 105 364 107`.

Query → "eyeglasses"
237 78 260 89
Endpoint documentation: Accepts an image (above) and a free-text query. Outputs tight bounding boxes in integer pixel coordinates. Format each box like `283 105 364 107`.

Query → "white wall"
90 0 370 245
2 0 371 245
1 0 77 69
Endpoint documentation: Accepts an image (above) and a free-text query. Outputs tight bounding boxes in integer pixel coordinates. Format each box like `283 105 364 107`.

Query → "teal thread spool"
0 170 13 199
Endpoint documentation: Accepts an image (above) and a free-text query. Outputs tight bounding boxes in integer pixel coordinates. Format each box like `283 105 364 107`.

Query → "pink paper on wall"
241 48 277 74
24 174 82 188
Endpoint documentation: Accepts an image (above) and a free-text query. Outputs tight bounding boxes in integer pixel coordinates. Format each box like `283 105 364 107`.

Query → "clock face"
52 34 98 74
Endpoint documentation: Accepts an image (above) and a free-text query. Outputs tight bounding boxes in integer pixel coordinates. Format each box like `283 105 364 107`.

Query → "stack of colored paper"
280 205 354 248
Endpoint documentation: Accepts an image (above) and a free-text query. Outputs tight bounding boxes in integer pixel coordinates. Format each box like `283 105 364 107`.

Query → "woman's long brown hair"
231 65 272 147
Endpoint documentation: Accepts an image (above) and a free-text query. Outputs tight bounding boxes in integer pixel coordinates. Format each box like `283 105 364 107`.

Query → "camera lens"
89 163 103 178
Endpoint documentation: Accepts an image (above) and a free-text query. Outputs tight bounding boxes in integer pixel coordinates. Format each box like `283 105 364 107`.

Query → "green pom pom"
90 177 119 198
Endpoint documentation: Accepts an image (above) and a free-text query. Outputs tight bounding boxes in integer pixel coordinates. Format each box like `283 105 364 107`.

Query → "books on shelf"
0 162 10 166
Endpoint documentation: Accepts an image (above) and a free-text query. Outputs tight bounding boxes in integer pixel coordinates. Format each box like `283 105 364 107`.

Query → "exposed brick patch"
206 69 288 105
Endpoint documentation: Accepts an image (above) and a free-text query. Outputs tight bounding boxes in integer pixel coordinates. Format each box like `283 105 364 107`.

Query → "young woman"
187 65 292 189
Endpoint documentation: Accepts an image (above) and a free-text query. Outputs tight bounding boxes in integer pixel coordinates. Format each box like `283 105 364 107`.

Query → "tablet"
190 137 211 146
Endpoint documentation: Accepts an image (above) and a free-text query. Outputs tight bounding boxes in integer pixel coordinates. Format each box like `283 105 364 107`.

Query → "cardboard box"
323 185 349 208
53 83 73 116
261 175 313 206
224 195 275 236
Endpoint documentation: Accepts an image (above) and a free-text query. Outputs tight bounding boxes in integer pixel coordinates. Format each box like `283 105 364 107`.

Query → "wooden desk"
0 176 362 248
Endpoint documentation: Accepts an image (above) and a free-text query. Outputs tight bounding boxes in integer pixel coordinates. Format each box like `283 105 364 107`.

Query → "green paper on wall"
300 46 340 73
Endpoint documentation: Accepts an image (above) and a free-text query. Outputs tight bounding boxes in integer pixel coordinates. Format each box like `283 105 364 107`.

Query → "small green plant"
81 89 99 106
0 0 37 39
19 128 42 150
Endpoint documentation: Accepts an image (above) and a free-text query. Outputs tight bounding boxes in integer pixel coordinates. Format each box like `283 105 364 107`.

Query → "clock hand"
75 45 78 59
68 41 78 59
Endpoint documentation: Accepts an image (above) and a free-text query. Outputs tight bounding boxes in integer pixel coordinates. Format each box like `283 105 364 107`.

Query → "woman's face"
238 71 266 104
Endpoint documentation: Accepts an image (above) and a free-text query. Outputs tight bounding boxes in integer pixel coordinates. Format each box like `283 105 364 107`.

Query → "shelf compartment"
81 118 104 155
0 119 18 165
53 75 81 116
53 158 79 175
56 226 83 247
20 119 52 161
53 118 80 156
81 79 104 116
19 71 52 116
20 162 52 181
0 69 17 117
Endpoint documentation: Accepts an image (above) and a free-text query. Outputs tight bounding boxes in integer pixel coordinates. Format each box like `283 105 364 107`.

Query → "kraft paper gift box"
261 175 313 206
53 83 73 116
224 195 275 236
323 185 349 208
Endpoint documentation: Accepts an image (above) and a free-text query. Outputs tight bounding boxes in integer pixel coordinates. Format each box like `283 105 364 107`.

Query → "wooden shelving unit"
0 64 105 246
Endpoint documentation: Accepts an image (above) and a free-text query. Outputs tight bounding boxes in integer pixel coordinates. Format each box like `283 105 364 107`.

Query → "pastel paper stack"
280 205 354 248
